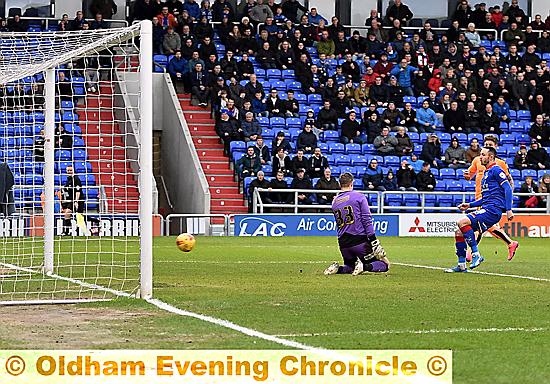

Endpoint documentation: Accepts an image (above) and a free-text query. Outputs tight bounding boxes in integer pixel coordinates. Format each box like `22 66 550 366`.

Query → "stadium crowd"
127 0 550 209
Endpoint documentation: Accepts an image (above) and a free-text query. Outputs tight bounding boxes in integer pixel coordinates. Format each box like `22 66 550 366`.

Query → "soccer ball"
176 233 195 252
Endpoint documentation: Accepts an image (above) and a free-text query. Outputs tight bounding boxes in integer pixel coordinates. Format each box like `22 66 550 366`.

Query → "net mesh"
0 25 145 302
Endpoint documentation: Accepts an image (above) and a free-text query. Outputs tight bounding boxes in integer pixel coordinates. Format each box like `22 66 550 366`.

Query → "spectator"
416 99 438 133
385 0 413 26
190 62 210 107
519 176 540 208
316 100 338 131
55 124 73 149
420 133 443 168
503 22 525 49
390 59 418 96
257 42 277 69
216 110 241 154
315 167 340 205
396 160 417 191
444 137 468 169
316 30 335 58
530 94 550 122
271 131 292 156
416 161 436 191
249 0 273 23
69 10 87 30
505 0 527 26
58 13 70 31
248 171 271 208
308 7 328 25
537 31 550 53
464 23 481 48
443 101 466 133
284 90 300 118
244 73 264 99
394 126 413 155
382 169 398 191
527 140 550 170
381 102 406 131
369 76 390 107
241 112 261 142
365 112 383 144
253 136 270 165
34 129 46 162
511 72 534 111
167 50 188 92
236 146 262 179
309 147 329 179
453 1 472 28
539 173 550 207
480 103 502 134
353 80 369 107
401 102 418 132
297 124 318 154
272 147 292 176
237 53 255 80
158 6 178 29
269 170 290 204
265 89 286 117
409 153 423 173
374 127 398 155
291 149 310 176
464 101 481 133
252 91 268 117
529 115 550 146
340 111 366 144
362 158 386 191
7 14 27 32
492 96 511 123
163 26 181 54
513 144 530 170
282 0 308 23
289 168 313 204
90 12 108 29
465 138 481 164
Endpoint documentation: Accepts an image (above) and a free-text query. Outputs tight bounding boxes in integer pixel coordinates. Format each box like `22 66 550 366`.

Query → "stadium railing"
165 213 230 236
14 16 128 30
252 188 550 214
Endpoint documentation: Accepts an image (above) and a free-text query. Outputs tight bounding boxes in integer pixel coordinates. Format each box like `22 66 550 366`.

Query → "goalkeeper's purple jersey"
332 190 375 243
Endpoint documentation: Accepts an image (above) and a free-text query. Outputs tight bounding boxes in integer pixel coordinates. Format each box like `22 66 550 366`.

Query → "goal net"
0 21 153 304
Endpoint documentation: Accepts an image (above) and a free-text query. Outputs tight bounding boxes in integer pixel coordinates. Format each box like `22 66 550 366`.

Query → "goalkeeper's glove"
370 239 387 260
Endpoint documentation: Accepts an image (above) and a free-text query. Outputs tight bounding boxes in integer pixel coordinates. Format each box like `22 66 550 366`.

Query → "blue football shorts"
467 208 502 234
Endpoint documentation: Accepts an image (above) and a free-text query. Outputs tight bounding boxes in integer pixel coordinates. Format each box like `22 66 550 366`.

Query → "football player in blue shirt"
446 147 514 272
324 172 390 276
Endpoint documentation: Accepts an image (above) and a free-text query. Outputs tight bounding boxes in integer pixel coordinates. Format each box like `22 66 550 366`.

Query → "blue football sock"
455 239 467 264
461 225 479 254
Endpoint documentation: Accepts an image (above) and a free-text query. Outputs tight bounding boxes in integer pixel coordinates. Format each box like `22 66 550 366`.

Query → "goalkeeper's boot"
444 265 469 273
323 262 339 275
507 241 519 261
469 252 485 269
371 240 387 260
351 261 365 276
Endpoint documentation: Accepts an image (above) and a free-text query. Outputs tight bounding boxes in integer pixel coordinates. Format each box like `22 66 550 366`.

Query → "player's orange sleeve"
467 157 484 200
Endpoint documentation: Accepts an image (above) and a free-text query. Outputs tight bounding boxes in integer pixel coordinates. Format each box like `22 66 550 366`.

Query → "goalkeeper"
60 166 84 236
324 172 390 276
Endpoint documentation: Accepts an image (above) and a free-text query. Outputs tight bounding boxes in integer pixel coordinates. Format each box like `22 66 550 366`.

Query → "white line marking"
275 327 549 338
394 262 550 282
158 260 550 282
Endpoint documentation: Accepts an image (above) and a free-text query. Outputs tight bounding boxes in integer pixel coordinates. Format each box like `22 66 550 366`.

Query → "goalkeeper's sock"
63 218 71 235
455 233 467 268
366 261 389 273
460 225 478 254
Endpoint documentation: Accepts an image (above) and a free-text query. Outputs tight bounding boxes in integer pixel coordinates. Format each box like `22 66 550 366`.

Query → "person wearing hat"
444 137 468 169
527 140 550 170
289 167 314 205
513 144 529 169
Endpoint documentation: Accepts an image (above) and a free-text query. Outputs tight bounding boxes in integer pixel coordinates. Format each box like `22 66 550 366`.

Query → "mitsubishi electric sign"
234 214 399 237
398 214 462 237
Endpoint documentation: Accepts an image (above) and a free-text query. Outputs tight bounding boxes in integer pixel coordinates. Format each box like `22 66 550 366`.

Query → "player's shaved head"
339 172 354 188
480 146 496 165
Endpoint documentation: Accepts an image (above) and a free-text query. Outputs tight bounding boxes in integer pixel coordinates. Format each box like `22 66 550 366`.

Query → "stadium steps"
178 93 247 214
77 83 139 214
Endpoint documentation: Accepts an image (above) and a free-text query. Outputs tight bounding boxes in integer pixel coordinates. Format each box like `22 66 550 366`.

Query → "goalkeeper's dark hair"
339 172 354 188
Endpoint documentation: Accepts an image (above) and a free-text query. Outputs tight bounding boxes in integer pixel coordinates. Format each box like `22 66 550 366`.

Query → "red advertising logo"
409 217 426 232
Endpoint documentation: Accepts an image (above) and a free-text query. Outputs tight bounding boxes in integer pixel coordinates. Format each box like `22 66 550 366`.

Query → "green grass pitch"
1 236 550 384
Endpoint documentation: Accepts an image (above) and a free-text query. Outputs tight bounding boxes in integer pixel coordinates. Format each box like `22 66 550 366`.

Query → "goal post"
0 21 153 304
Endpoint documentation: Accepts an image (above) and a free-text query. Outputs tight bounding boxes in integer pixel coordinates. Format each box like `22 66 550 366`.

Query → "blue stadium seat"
323 131 340 142
281 69 295 79
516 133 530 145
509 168 521 181
447 180 463 192
317 142 328 153
262 164 272 175
461 179 475 192
454 133 468 143
271 81 287 91
16 137 33 147
288 128 302 140
408 132 419 142
286 117 301 129
230 141 246 153
330 166 341 175
71 149 87 161
508 121 523 133
345 143 362 154
384 155 400 168
254 68 266 78
439 132 451 144
355 165 368 176
467 133 483 143
508 110 517 120
538 170 547 181
326 154 335 165
403 194 421 211
287 81 302 91
269 117 286 129
61 100 74 110
517 110 531 121
521 169 537 180
12 111 26 123
18 149 33 160
403 96 416 106
266 69 282 80
328 142 345 154
500 133 515 145
480 40 492 49
257 116 270 127
64 123 82 134
73 137 85 147
362 144 376 155
308 94 323 104
439 168 456 179
334 154 351 165
62 111 78 122
25 174 43 186
385 193 403 208
349 154 367 166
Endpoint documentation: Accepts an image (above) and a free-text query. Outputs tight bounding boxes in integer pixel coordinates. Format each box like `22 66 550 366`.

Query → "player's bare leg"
487 224 519 261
